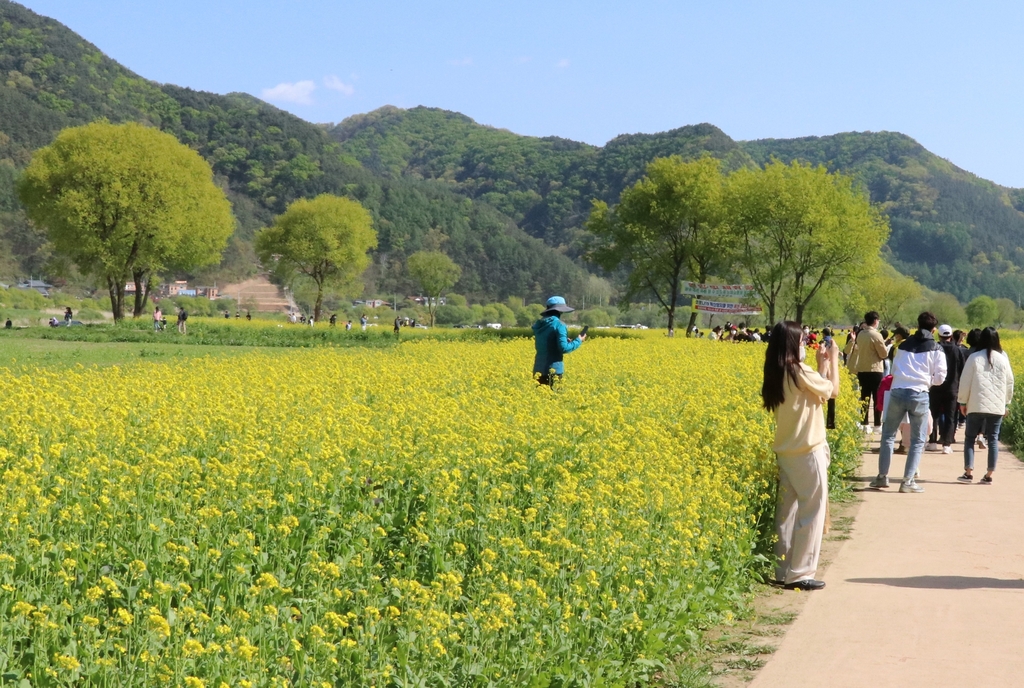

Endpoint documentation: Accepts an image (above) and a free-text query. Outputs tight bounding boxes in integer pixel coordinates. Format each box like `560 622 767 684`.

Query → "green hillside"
332 107 1024 303
0 0 586 302
330 107 751 250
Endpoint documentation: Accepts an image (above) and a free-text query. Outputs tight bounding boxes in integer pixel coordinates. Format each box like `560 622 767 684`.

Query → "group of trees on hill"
586 156 888 331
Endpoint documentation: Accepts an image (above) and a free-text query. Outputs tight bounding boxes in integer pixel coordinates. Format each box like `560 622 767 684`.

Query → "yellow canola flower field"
0 336 861 686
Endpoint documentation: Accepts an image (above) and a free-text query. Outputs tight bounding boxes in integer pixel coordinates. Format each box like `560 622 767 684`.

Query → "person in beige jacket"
853 311 889 429
762 321 834 591
957 328 1014 485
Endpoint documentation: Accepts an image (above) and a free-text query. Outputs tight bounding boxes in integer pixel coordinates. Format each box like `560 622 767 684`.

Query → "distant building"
167 280 189 296
16 279 53 296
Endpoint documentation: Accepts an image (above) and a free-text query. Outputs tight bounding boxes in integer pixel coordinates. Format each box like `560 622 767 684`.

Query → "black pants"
857 372 883 426
929 391 958 446
826 398 836 430
537 373 562 387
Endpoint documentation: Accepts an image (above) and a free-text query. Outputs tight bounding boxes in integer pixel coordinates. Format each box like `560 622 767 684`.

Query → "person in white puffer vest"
957 327 1015 485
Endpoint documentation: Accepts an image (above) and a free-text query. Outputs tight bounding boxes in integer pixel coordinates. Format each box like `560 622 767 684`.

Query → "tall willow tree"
726 160 889 324
18 122 235 320
586 156 732 336
255 194 377 321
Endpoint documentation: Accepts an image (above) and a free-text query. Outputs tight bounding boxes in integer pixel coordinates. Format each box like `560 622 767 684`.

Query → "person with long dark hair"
957 328 1014 484
762 321 834 591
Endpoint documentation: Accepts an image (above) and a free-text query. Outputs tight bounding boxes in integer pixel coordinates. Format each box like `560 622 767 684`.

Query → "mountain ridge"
4 0 1024 303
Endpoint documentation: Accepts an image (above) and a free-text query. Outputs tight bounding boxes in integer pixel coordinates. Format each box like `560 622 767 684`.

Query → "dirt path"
750 436 1024 687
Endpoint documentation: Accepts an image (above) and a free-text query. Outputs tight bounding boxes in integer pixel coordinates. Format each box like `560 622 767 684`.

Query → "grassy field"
0 336 267 369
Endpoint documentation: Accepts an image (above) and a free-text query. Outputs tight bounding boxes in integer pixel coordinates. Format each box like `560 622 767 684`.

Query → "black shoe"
957 473 973 483
980 475 993 485
783 579 826 591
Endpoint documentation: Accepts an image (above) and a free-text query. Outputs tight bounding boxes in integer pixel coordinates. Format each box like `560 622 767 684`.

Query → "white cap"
938 324 953 337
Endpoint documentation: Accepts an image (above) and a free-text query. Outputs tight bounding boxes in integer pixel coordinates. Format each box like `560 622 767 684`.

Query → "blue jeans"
963 413 1003 472
878 388 930 482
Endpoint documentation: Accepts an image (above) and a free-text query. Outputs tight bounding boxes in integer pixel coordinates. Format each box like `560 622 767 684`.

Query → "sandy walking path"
750 437 1024 687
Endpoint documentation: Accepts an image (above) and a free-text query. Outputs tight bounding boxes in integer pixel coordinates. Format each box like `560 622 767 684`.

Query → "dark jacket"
933 339 966 396
532 315 581 376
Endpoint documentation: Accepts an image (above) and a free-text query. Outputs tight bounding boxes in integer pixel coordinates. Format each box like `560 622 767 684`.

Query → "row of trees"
16 122 478 324
586 156 890 331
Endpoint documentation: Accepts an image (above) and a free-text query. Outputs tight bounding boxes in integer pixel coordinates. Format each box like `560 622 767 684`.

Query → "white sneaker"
942 446 952 454
925 443 938 452
977 436 988 449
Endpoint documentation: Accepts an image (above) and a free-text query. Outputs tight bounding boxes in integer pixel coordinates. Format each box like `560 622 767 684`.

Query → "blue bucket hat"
542 295 574 316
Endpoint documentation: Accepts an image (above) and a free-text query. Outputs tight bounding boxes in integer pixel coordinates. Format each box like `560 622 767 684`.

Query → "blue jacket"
532 315 581 375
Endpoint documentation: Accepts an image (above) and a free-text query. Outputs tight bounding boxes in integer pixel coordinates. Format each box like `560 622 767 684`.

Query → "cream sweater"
958 350 1014 416
773 363 834 458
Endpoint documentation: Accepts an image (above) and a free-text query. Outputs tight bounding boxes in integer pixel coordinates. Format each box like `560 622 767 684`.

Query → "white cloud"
323 75 355 96
261 80 316 105
556 58 570 69
448 57 473 66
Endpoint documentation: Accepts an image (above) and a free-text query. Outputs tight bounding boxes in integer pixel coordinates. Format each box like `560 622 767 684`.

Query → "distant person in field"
177 307 188 334
64 306 73 324
224 311 230 319
818 327 840 429
871 311 946 493
329 313 337 327
927 324 966 454
4 318 11 329
346 320 352 331
394 316 401 335
360 315 368 331
762 321 834 592
532 296 586 386
851 311 889 432
246 311 251 321
153 307 163 332
957 328 1014 485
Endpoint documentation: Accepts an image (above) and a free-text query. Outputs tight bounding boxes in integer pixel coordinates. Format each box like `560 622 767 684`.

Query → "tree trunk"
795 302 805 325
314 283 324 322
686 309 699 334
108 276 126 322
132 269 147 318
666 289 678 337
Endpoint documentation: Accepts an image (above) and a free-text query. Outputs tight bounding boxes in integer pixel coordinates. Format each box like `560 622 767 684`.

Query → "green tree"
255 194 376 321
994 297 1017 327
925 292 967 328
586 156 731 336
407 251 461 327
863 265 923 328
726 160 889 324
18 121 234 321
965 295 998 328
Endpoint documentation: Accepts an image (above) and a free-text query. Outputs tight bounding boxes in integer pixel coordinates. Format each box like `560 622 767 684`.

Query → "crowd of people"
759 308 1015 593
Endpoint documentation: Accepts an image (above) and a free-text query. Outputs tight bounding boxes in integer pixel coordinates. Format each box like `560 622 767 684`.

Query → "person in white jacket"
957 328 1014 485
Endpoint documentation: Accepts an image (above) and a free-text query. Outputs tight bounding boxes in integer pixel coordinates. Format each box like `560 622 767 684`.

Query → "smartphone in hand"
580 325 589 339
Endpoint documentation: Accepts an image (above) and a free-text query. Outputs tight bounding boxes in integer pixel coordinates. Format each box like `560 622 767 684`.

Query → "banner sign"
691 298 763 316
684 282 755 298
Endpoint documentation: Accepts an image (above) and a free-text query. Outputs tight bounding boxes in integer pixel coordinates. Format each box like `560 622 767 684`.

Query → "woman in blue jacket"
532 296 586 385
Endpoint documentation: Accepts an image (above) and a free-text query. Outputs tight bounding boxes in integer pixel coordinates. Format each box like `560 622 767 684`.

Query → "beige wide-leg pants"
774 444 830 585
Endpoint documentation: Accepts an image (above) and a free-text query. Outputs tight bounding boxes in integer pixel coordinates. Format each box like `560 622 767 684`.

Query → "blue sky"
22 0 1024 187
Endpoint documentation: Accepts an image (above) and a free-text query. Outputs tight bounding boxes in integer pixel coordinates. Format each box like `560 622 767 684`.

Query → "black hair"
865 311 880 326
762 321 804 412
880 328 890 339
822 327 833 337
966 328 981 348
917 311 938 332
952 329 965 345
893 326 910 340
978 327 1003 366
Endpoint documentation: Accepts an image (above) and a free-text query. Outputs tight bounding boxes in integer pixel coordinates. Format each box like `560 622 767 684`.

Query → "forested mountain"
330 107 751 251
5 0 1024 304
0 0 585 301
331 108 1024 303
